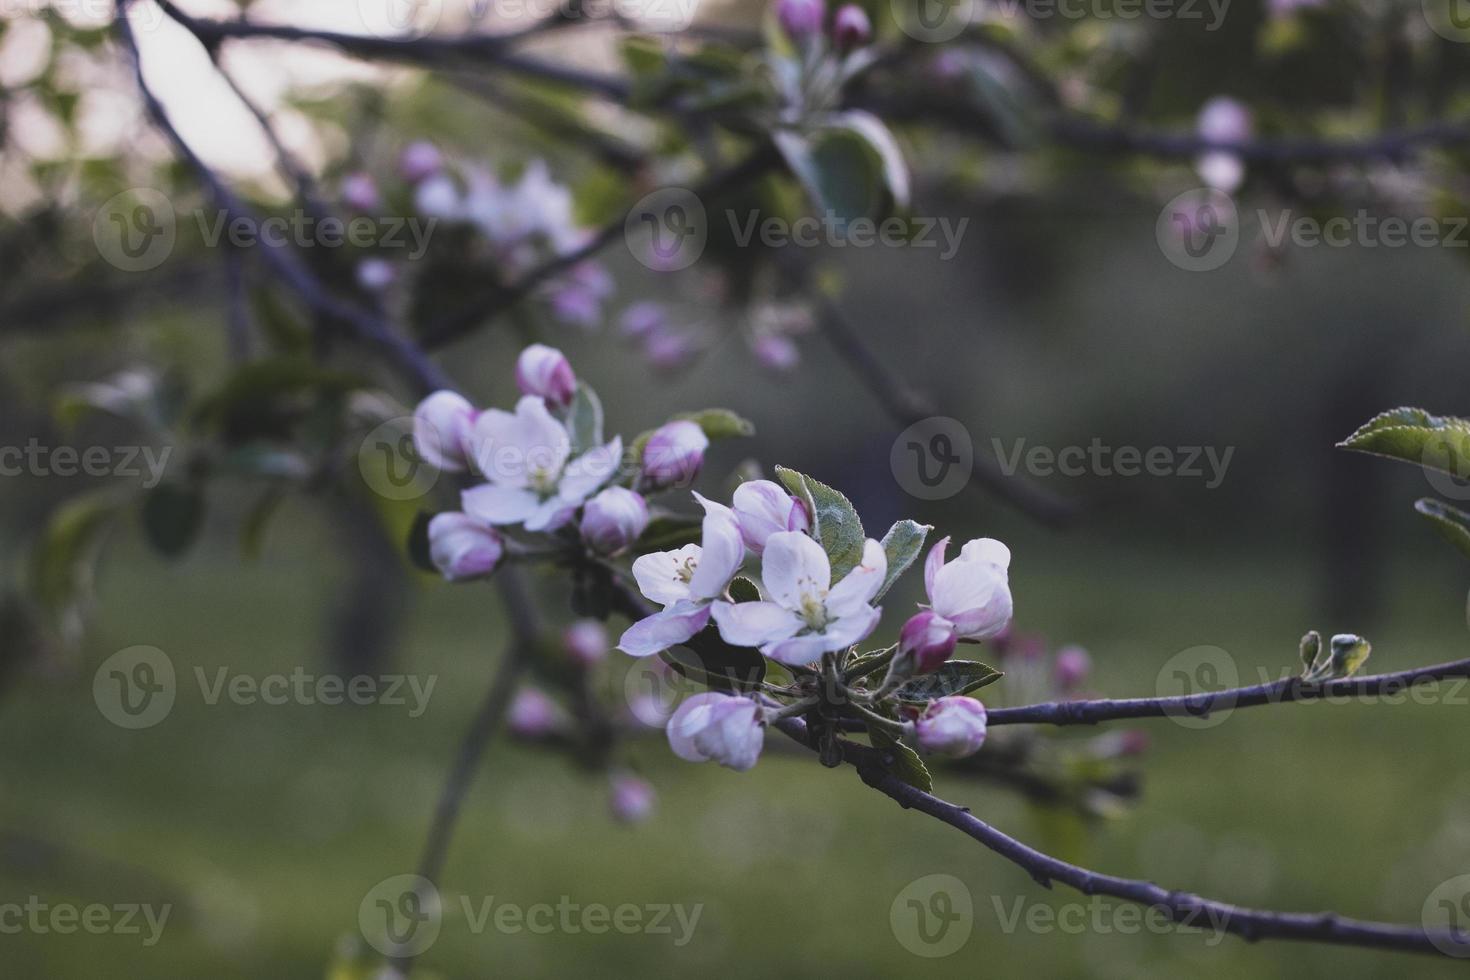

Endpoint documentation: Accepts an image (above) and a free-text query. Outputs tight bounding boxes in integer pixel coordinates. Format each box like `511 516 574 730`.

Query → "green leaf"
877 520 931 600
240 489 285 560
1338 407 1470 479
728 576 762 603
30 490 125 647
774 466 867 580
1415 498 1470 561
567 383 604 456
773 112 910 226
675 408 754 441
896 661 1004 704
868 726 933 792
661 629 766 692
141 483 205 558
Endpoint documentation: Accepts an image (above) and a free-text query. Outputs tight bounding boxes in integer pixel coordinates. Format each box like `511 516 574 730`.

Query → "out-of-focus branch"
987 655 1470 727
775 715 1469 956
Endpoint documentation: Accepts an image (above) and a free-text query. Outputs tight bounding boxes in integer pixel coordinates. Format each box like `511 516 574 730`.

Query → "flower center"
799 593 829 631
528 463 559 496
675 555 698 585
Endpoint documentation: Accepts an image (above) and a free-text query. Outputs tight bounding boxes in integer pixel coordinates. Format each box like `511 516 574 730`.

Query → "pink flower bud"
341 172 380 212
751 333 800 372
507 687 564 737
640 419 708 489
398 141 443 183
413 390 477 472
777 0 826 40
832 4 871 49
427 512 503 581
619 301 668 340
666 692 764 770
608 773 656 823
580 487 650 555
914 696 988 758
1053 645 1091 692
644 330 697 371
356 258 397 293
897 610 958 675
923 536 1013 641
564 619 609 666
514 343 577 406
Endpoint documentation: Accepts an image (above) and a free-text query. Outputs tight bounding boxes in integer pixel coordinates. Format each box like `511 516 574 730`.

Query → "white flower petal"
687 494 745 601
710 600 804 647
761 632 831 666
631 545 700 608
667 692 724 761
958 537 1010 570
818 603 882 651
616 601 711 657
924 535 950 598
824 539 887 617
461 483 541 526
558 435 623 504
761 531 831 610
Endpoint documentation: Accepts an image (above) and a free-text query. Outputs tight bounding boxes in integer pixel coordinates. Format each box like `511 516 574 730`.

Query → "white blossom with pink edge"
922 535 1013 641
710 531 886 666
461 395 621 533
617 494 745 657
730 479 810 554
913 696 988 757
427 512 503 581
666 692 764 771
413 390 477 472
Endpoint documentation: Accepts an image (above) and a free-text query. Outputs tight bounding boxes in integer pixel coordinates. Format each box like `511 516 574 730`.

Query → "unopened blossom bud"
356 258 397 293
1326 633 1372 678
1195 96 1252 193
731 479 810 554
832 4 871 49
1053 645 1091 692
427 512 503 581
751 333 799 372
398 141 443 183
914 696 988 758
413 390 477 472
507 687 564 738
666 692 764 771
564 619 609 666
777 0 826 40
619 301 667 340
341 172 380 212
923 536 1013 641
608 773 656 823
644 331 697 371
514 343 577 406
896 610 958 676
640 419 709 489
580 486 650 555
1299 629 1322 674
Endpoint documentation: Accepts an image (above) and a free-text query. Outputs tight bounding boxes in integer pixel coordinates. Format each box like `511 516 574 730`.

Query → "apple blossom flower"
507 687 565 737
415 173 462 219
547 263 614 329
619 301 667 340
1054 645 1091 691
413 390 477 472
341 172 380 212
777 0 826 40
618 494 745 656
922 535 1013 642
751 333 800 372
832 4 871 49
461 395 622 532
356 258 397 293
399 141 443 183
913 696 988 757
644 330 699 371
666 692 764 771
1195 97 1251 193
608 773 656 823
514 343 576 406
427 512 503 581
895 609 958 676
580 486 650 555
710 531 886 666
564 619 609 666
730 479 810 554
640 419 709 489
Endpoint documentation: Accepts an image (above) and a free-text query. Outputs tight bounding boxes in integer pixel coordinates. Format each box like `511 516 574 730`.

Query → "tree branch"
775 716 1469 956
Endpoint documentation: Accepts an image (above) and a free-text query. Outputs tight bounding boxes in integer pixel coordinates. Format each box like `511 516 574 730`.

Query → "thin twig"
987 655 1470 727
775 716 1469 956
